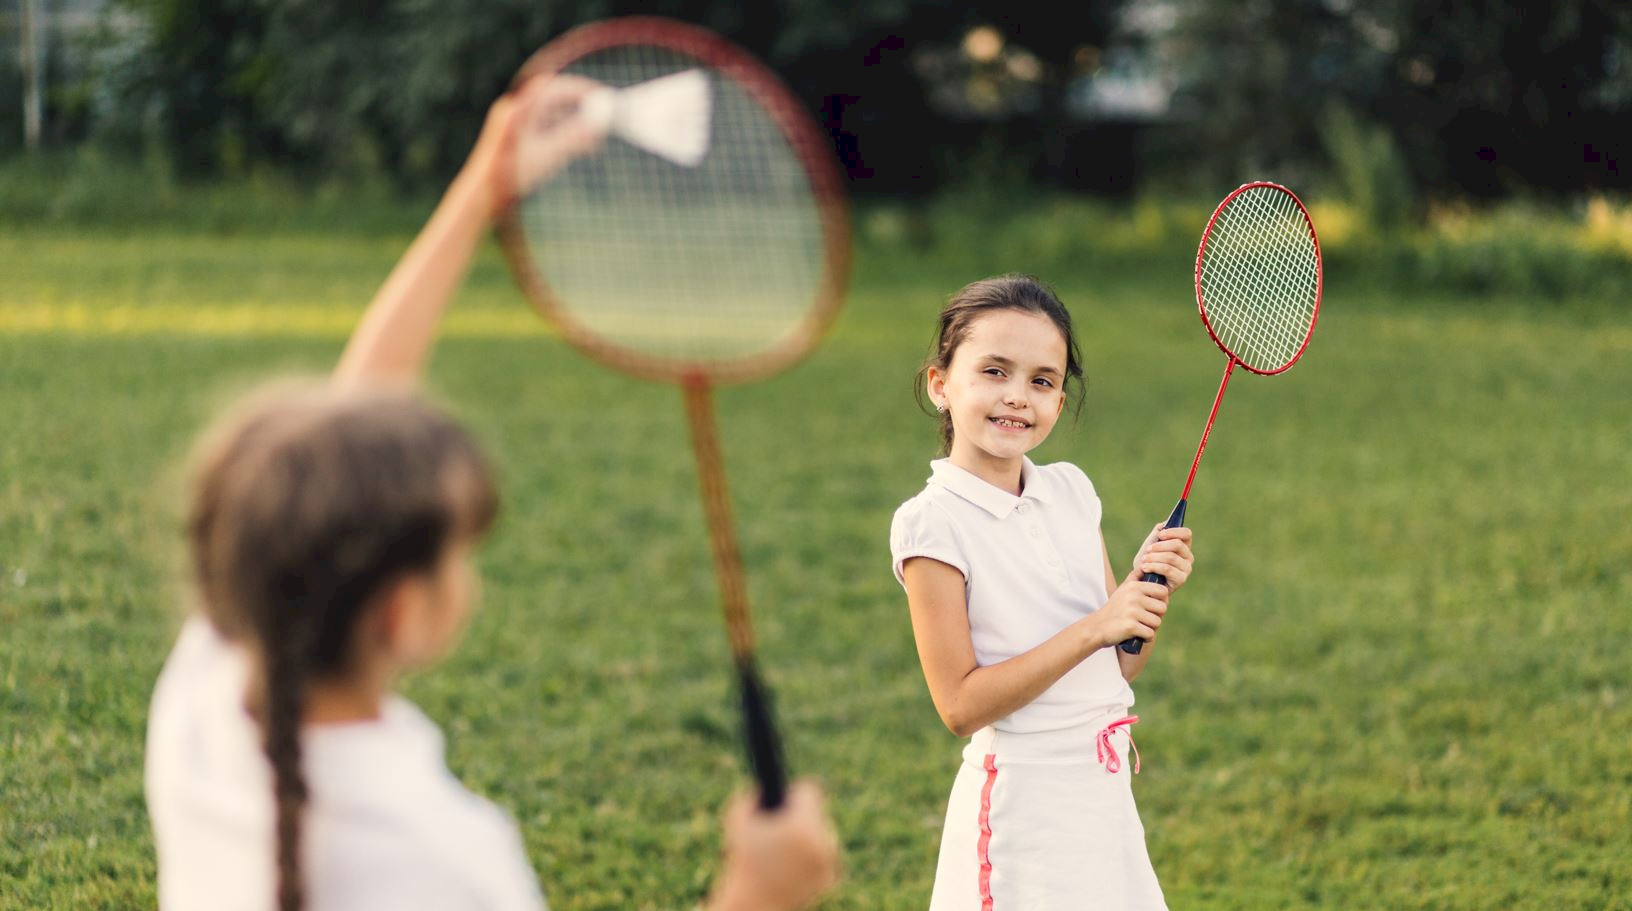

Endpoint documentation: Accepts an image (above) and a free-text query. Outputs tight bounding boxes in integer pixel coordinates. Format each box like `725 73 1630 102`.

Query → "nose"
1002 382 1028 408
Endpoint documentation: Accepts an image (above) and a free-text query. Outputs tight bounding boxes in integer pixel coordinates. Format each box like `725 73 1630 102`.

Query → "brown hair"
185 382 498 911
914 274 1086 454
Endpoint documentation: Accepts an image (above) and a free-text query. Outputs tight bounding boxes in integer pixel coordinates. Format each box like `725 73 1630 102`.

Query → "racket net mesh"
1197 185 1320 373
515 45 828 373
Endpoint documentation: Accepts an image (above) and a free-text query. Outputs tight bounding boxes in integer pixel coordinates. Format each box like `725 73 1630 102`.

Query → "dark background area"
3 0 1629 207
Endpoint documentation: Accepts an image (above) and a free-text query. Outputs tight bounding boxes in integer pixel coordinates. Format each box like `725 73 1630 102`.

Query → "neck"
304 677 389 724
246 663 394 726
947 445 1025 496
243 641 398 728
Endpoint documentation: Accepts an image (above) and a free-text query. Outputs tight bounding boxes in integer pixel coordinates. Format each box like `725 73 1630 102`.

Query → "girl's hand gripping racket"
1120 182 1322 654
496 18 851 807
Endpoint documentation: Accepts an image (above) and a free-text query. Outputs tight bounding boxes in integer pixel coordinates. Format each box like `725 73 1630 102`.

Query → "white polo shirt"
146 616 548 911
891 457 1134 733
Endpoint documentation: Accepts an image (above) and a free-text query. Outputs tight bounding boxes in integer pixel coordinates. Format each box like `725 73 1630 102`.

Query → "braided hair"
185 382 498 911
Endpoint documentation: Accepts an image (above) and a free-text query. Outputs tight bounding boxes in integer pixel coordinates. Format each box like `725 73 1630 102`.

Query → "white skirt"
927 710 1166 911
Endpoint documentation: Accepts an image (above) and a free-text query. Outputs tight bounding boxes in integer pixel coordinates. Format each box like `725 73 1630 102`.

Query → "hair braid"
263 636 310 911
184 383 500 911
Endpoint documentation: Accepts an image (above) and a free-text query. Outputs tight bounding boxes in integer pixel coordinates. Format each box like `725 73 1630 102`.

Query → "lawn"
2 218 1629 910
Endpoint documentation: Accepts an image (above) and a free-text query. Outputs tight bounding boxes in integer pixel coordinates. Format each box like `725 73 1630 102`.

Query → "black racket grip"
1118 498 1188 655
737 657 788 810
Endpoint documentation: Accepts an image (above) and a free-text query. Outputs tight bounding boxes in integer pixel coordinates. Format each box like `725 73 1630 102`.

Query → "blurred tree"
102 0 1129 192
1381 0 1632 198
1165 0 1632 204
113 0 280 174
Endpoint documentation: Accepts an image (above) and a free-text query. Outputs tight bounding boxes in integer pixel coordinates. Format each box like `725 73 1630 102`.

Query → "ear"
925 365 947 410
1055 393 1066 418
368 574 439 666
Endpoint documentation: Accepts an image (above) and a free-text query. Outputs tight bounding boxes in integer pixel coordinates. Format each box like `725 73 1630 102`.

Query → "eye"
983 367 1006 378
1033 376 1055 389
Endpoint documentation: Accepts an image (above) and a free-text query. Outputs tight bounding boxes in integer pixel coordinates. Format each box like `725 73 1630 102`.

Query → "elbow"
938 707 980 739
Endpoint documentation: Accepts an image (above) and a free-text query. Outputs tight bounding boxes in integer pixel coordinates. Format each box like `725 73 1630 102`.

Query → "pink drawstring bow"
1096 715 1141 774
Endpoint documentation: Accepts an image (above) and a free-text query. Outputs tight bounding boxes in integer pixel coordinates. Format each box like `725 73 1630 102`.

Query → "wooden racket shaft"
682 378 788 809
497 17 853 811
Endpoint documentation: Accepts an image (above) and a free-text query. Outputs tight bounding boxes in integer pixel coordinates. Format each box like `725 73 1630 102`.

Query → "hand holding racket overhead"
1120 182 1323 654
496 18 850 808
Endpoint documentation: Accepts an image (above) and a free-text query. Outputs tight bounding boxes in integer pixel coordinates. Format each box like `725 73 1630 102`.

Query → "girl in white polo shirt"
890 274 1195 911
146 74 840 911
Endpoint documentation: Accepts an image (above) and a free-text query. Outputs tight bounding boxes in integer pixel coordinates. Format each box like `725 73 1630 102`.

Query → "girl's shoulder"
1032 458 1099 500
890 481 960 541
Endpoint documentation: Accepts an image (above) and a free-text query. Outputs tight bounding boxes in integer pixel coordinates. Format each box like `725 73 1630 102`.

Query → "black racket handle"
1118 498 1188 655
737 657 788 810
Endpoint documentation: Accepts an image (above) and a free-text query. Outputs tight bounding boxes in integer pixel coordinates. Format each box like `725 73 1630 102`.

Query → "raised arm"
334 75 604 385
903 556 1168 737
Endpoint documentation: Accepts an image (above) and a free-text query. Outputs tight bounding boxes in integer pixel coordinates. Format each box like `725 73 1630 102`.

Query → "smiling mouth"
989 416 1031 430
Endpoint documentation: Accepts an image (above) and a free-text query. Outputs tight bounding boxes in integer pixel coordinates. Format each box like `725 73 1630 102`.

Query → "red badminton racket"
496 18 850 807
1120 181 1322 654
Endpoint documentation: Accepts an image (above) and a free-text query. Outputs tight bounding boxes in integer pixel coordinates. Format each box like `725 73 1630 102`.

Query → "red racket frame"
1120 182 1322 655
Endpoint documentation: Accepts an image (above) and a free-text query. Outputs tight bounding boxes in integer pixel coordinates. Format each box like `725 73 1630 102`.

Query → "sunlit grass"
2 220 1630 911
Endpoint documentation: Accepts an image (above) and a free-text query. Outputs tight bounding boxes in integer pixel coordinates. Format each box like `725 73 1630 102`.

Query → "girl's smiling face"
927 309 1069 485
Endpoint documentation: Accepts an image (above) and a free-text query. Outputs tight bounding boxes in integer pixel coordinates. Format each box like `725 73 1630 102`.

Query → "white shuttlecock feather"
579 69 712 168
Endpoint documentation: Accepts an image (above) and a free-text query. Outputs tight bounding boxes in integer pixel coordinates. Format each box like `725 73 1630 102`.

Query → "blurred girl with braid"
144 73 839 911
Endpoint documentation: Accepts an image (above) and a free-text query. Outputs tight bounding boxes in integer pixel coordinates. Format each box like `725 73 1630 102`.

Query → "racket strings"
1206 197 1311 367
517 43 828 367
1198 186 1319 372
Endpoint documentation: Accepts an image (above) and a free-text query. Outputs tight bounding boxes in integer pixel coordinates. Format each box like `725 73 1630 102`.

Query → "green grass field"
2 218 1630 911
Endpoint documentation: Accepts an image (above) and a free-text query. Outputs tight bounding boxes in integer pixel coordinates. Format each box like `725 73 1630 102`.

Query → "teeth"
992 418 1027 429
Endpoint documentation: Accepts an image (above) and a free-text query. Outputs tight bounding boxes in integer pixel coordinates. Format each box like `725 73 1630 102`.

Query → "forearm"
933 619 1106 736
333 164 497 385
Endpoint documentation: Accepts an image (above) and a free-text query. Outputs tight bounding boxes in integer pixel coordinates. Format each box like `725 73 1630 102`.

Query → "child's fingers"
1138 565 1184 586
1148 535 1192 554
1145 539 1193 565
1140 552 1190 575
1135 608 1162 636
512 72 603 115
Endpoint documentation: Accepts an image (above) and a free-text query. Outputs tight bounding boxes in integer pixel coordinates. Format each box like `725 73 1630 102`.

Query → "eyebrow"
979 354 1063 377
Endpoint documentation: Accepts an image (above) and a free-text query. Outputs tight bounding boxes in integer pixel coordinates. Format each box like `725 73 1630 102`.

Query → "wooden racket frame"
494 16 852 387
493 17 853 808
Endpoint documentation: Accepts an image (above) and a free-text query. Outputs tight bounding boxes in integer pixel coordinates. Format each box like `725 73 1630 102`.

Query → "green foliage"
93 0 1124 186
851 190 1632 301
1319 104 1413 230
1166 0 1632 200
2 221 1630 910
0 150 434 233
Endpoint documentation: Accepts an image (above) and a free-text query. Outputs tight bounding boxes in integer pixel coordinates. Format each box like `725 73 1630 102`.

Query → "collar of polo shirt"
927 457 1050 519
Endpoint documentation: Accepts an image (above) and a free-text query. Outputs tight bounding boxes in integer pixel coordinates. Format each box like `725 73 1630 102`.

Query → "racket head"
496 17 851 386
1194 181 1323 375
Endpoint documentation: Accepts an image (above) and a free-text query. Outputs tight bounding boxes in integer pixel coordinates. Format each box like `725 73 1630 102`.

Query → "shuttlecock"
580 69 712 168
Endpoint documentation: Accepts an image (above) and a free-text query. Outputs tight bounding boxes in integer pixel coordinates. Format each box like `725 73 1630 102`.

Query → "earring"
935 402 947 414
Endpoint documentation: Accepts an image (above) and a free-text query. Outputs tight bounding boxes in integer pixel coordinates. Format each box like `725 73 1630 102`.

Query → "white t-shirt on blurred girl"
145 616 547 911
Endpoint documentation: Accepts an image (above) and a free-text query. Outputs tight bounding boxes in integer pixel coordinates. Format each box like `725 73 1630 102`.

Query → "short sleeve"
889 496 969 587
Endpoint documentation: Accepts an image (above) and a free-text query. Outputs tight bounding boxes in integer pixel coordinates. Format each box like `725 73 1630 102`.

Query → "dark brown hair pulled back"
915 274 1086 455
185 382 498 911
